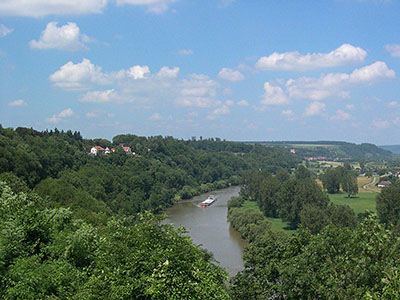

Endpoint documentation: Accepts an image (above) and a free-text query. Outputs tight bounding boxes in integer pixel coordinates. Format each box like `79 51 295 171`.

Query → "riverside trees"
230 214 400 300
0 182 230 299
320 165 358 197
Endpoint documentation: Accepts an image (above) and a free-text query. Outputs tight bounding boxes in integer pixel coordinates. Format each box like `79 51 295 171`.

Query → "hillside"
380 145 400 154
248 141 393 161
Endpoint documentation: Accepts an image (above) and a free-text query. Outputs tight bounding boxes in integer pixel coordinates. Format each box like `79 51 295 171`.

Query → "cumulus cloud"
0 0 107 17
115 0 177 14
385 44 400 57
49 58 109 90
178 49 193 55
345 104 355 110
127 65 150 79
80 89 116 103
0 24 13 37
305 102 326 116
49 58 167 90
175 74 217 108
218 68 244 82
237 100 249 106
286 61 395 100
156 66 179 78
30 22 91 51
261 82 289 106
47 108 74 123
8 99 27 106
225 100 234 106
331 109 351 120
256 44 367 71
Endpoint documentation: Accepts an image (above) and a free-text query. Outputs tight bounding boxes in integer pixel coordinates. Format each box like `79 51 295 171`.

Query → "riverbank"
164 186 246 277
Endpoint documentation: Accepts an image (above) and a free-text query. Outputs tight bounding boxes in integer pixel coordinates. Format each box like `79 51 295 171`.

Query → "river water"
164 186 246 277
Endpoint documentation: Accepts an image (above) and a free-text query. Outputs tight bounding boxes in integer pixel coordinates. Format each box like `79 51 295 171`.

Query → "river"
163 186 246 277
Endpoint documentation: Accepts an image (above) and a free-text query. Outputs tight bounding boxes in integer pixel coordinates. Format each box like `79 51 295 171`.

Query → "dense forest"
0 125 300 299
3 125 400 299
0 126 298 224
228 168 400 299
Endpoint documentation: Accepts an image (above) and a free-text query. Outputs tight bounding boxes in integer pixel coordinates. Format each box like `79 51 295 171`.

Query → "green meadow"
328 192 377 215
241 190 378 234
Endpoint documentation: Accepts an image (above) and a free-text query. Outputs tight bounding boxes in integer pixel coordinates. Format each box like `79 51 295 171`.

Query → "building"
378 181 391 188
123 146 133 155
90 146 105 156
290 148 296 154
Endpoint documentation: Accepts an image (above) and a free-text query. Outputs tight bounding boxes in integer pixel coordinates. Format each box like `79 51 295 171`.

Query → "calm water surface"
164 186 246 277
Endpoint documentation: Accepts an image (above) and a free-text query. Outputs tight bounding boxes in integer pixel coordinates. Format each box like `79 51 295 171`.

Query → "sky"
1 0 400 144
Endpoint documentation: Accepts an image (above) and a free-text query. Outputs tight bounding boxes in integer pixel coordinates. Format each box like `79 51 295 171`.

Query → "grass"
242 201 294 234
328 192 377 215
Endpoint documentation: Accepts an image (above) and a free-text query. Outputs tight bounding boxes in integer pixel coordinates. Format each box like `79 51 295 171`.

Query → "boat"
200 195 216 208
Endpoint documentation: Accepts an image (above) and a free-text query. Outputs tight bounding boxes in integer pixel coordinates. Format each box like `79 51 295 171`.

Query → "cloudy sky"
1 0 400 144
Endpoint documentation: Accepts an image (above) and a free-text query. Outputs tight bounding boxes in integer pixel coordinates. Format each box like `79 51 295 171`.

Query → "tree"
376 183 400 227
342 173 358 198
230 214 400 300
321 168 341 193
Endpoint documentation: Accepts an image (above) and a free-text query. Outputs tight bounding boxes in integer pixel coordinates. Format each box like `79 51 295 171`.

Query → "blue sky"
1 0 400 144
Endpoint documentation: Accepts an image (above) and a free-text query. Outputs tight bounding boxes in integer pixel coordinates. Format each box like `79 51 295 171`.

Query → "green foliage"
321 165 358 197
228 207 270 243
376 183 400 227
230 214 400 300
0 182 230 299
0 127 298 223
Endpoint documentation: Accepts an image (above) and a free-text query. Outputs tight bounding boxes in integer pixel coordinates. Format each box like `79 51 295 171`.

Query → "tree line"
0 126 299 225
227 165 400 299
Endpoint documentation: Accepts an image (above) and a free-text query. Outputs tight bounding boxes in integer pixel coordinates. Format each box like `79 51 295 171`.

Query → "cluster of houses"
89 145 135 156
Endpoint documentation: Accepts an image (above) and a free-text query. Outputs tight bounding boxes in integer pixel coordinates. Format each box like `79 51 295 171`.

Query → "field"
328 193 377 215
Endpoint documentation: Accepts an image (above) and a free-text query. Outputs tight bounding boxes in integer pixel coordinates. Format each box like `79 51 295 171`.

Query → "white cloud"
178 49 193 55
256 44 367 71
331 109 351 120
150 112 162 120
345 104 355 110
115 0 177 14
50 58 109 90
156 66 179 78
372 120 390 129
175 74 217 108
0 24 13 37
127 65 150 79
305 102 326 116
261 82 289 106
286 61 395 100
218 68 244 82
30 22 90 51
47 108 74 123
385 44 400 57
8 99 27 107
225 100 234 106
0 0 107 17
207 105 230 120
237 100 249 106
80 89 116 103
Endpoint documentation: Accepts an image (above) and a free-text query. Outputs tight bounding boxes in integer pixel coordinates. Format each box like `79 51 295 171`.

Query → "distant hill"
247 141 394 161
379 145 400 154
